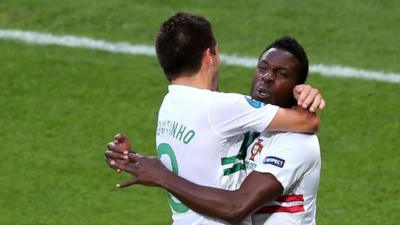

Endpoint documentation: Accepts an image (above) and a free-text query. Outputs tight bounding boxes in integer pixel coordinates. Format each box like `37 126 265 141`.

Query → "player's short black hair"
155 12 217 81
260 36 309 84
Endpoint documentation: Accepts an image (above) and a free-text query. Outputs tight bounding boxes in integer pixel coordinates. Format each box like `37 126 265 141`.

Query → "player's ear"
204 48 214 65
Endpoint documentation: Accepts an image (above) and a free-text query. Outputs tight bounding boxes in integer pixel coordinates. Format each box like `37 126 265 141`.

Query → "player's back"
156 85 224 188
156 85 278 225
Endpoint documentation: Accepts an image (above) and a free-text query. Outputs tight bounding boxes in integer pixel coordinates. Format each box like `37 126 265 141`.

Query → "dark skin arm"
161 169 282 225
106 150 283 225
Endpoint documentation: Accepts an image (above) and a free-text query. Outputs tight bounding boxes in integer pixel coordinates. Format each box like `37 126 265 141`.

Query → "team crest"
250 138 264 161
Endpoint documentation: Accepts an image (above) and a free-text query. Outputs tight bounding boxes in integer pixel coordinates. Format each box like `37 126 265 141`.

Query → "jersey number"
157 143 189 213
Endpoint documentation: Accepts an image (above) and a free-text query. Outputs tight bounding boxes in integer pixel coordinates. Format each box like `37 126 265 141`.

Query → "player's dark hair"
155 12 217 81
260 36 309 84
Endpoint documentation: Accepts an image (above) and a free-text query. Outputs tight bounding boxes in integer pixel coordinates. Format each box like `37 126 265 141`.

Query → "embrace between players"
105 12 326 225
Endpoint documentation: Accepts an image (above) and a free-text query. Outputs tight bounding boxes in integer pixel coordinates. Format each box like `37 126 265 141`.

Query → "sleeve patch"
263 156 285 168
245 96 263 108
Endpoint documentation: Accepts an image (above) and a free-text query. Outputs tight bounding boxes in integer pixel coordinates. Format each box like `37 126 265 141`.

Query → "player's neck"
171 72 213 90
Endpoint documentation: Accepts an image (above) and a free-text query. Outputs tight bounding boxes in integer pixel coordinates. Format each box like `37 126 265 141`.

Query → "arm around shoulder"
267 107 319 133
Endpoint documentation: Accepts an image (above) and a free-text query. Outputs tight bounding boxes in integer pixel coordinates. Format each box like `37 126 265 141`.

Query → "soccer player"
106 13 323 225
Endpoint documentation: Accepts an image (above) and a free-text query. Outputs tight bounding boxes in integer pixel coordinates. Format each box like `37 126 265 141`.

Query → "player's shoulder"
210 91 268 108
266 132 320 158
287 133 320 160
283 132 319 146
167 84 217 97
208 90 245 100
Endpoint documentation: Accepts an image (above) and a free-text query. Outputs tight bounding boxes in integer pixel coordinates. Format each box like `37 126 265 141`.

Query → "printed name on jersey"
250 138 264 161
245 96 263 108
263 156 285 168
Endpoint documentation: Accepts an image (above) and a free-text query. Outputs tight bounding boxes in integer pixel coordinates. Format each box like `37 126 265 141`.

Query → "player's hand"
293 84 326 112
107 153 170 188
105 150 129 172
107 133 134 154
105 133 134 172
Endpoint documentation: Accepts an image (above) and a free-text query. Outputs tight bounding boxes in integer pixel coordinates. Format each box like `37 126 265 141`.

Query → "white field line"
1 29 399 84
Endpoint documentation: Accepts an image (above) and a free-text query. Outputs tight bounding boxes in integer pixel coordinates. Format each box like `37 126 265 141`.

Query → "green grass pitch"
0 1 399 225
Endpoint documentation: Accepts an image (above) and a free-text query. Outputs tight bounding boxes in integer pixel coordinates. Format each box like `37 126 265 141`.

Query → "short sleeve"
207 93 279 138
252 134 320 193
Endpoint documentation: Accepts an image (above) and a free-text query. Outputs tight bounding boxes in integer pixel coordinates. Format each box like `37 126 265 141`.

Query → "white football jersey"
245 132 321 225
156 85 278 225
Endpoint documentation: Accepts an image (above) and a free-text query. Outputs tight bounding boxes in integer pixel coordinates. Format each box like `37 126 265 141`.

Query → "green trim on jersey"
223 163 246 175
221 154 239 165
221 132 260 176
